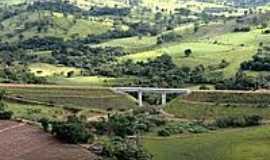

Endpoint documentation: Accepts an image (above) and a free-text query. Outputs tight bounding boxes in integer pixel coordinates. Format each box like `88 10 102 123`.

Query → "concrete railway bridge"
113 87 191 107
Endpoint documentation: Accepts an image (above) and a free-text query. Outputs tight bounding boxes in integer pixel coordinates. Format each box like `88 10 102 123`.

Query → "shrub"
262 29 270 34
199 85 210 90
0 111 13 120
67 71 75 78
157 122 208 137
215 115 262 128
0 91 13 120
233 26 251 32
93 109 167 137
52 121 93 144
101 137 153 160
158 129 171 136
156 32 182 44
188 125 209 134
39 118 50 132
184 49 192 57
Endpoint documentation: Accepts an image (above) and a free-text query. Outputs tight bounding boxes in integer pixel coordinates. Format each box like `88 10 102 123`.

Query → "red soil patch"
0 120 96 160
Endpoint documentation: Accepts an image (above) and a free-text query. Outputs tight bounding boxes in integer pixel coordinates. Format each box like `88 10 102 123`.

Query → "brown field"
0 120 96 160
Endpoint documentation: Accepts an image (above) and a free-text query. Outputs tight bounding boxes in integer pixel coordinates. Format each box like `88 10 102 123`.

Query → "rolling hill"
0 0 269 89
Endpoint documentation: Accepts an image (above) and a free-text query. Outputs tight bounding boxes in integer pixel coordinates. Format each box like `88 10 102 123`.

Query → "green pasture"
165 91 270 120
95 36 157 53
49 76 134 86
119 27 270 78
29 63 82 77
5 102 70 121
144 126 270 160
165 99 270 121
0 0 26 5
5 101 106 121
0 11 112 41
120 41 256 78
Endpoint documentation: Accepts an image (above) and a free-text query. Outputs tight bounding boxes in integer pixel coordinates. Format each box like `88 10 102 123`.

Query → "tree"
194 22 199 33
0 90 13 120
39 118 50 132
67 71 75 78
244 10 248 16
184 49 192 57
18 34 24 41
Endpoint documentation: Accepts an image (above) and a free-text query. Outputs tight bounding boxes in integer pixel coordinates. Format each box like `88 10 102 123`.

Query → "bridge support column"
138 91 143 107
161 92 166 106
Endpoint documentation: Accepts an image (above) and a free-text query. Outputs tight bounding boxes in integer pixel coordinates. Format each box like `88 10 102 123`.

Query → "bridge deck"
113 87 191 94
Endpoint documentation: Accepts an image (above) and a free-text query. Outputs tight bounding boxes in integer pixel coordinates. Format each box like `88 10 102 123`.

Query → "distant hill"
0 0 270 90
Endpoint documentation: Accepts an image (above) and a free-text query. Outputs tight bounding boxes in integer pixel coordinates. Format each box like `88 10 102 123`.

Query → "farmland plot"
0 120 95 160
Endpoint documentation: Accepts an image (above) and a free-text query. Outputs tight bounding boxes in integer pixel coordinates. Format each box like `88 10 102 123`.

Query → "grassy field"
1 85 137 110
139 0 228 12
98 23 194 53
120 41 255 78
29 63 82 77
5 102 71 121
5 101 106 121
0 11 113 41
165 91 270 120
166 99 270 121
49 76 134 86
0 0 26 5
182 91 270 104
144 126 270 160
119 26 270 78
29 63 134 87
95 36 157 53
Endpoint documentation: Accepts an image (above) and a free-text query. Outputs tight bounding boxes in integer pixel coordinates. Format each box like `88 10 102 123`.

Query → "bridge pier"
138 91 143 107
161 92 167 106
114 87 190 107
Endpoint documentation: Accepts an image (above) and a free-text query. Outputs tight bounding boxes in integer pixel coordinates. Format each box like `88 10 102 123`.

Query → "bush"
158 129 171 136
262 29 270 34
215 115 262 128
93 109 167 137
188 125 209 134
52 121 93 144
157 122 208 137
101 137 153 160
39 118 50 132
0 111 13 120
0 91 13 120
184 49 192 57
199 85 210 90
233 26 251 32
156 32 182 44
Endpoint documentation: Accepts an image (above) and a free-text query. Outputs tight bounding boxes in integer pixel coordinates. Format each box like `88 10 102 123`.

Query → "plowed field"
0 120 95 160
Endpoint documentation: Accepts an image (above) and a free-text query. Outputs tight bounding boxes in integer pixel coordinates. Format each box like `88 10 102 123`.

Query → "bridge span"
113 87 191 107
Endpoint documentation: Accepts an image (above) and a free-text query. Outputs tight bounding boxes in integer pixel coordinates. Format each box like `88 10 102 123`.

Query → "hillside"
0 0 270 90
0 84 137 110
